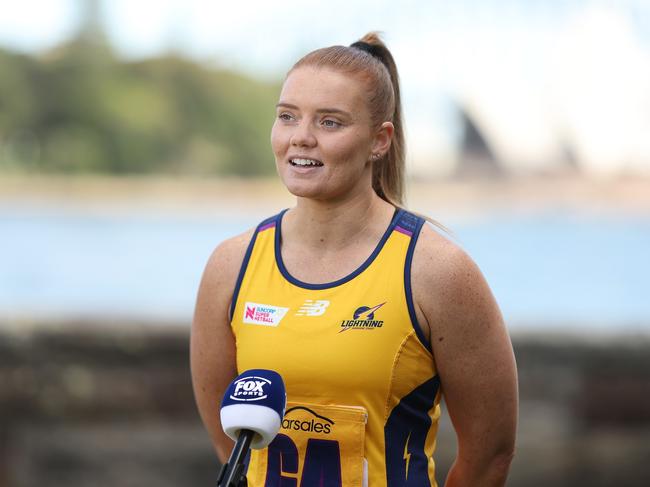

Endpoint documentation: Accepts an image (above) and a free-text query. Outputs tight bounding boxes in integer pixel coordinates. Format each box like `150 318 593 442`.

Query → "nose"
290 120 317 148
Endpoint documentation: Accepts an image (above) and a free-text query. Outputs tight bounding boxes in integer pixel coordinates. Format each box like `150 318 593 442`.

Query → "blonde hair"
290 32 405 207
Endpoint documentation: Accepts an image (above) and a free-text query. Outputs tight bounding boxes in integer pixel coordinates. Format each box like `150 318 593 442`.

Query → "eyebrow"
276 102 352 118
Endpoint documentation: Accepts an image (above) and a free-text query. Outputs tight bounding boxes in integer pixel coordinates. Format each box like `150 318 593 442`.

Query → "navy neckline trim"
274 207 402 290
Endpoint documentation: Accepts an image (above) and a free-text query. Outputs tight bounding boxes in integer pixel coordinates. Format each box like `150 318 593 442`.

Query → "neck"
285 189 395 251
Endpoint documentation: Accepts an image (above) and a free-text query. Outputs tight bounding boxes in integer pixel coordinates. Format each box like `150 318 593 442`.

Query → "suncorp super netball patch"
243 302 289 327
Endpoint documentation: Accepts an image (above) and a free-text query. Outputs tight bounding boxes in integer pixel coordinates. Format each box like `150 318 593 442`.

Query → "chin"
282 179 325 199
277 165 364 201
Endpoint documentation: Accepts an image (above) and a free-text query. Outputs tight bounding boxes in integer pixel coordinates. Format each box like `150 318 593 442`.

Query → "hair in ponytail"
289 32 406 207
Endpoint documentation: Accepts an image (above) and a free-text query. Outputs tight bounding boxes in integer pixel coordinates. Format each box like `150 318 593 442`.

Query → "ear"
371 121 394 158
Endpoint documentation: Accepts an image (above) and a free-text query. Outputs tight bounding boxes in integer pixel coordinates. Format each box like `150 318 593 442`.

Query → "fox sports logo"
230 376 271 402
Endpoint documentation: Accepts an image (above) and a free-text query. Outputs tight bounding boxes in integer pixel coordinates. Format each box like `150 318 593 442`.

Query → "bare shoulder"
411 222 503 341
411 222 479 295
197 227 256 317
204 228 256 282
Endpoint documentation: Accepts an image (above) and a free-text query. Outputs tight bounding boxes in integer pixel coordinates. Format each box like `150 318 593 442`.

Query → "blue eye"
278 113 294 121
322 119 340 128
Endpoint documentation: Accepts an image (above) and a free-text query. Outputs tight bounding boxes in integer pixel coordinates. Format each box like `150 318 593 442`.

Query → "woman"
191 33 518 487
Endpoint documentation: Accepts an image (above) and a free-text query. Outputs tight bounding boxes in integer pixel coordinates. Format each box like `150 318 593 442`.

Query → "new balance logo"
296 299 330 317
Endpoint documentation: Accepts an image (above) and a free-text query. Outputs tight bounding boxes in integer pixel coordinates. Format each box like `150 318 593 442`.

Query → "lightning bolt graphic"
357 302 386 319
403 430 412 480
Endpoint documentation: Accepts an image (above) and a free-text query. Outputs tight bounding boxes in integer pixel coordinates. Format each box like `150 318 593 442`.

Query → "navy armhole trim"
403 213 430 349
275 207 400 290
228 212 282 321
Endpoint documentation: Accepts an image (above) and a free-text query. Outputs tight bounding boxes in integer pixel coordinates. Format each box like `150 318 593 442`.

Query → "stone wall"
1 321 649 486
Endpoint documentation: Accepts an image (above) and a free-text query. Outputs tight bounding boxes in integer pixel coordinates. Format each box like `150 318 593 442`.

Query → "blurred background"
1 0 649 485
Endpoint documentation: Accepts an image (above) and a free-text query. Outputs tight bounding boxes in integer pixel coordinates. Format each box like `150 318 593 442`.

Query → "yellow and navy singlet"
230 208 441 487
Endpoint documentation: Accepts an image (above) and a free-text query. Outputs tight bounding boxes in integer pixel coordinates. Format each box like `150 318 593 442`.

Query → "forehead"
279 66 368 115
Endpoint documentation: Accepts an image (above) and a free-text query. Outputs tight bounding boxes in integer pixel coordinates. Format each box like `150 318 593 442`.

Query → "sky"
0 1 648 73
1 0 649 176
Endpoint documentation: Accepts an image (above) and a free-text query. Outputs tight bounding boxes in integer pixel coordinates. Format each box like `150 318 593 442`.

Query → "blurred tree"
0 31 280 176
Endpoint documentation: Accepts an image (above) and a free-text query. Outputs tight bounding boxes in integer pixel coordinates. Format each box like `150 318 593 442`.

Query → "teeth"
291 158 322 166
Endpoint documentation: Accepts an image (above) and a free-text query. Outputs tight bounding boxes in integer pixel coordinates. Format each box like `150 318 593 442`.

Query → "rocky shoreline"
1 321 649 486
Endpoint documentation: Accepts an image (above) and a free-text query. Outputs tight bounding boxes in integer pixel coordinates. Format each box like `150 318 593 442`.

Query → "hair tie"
350 41 383 63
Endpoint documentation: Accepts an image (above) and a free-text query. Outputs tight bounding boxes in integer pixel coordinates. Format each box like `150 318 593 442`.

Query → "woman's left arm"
413 226 518 487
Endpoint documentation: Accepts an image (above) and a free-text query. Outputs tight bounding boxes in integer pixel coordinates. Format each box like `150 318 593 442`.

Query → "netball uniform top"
230 207 441 487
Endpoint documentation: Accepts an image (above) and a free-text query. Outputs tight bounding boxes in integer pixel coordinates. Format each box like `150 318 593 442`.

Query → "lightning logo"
353 302 386 320
339 302 387 332
403 430 412 480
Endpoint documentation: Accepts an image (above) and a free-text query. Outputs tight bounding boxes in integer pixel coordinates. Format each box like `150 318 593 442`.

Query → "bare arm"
413 225 518 486
190 230 253 463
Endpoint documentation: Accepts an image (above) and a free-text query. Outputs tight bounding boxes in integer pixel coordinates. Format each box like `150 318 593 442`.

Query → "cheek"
328 134 370 166
270 122 285 155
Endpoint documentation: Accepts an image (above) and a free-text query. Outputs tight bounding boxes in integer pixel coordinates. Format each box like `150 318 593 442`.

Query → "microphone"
217 369 286 487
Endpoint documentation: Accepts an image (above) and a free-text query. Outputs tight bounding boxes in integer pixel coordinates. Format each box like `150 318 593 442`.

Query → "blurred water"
1 206 649 329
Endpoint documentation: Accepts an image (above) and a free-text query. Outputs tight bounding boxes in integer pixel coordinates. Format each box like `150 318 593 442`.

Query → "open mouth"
289 158 324 167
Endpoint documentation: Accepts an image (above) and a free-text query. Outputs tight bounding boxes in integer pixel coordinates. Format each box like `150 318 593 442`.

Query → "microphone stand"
217 430 254 487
